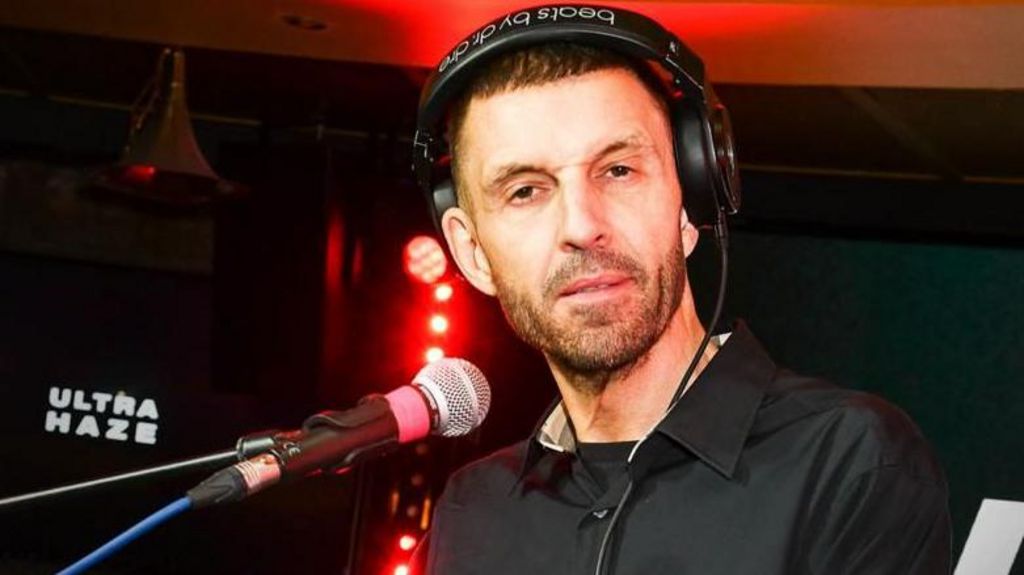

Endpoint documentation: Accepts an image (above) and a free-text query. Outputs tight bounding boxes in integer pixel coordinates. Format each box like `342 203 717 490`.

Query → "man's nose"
558 180 609 252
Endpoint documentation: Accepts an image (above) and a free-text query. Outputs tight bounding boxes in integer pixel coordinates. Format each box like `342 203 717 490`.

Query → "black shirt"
425 322 951 574
577 441 634 495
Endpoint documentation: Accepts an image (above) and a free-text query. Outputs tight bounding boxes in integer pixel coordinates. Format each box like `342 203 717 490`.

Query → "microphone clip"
271 396 400 477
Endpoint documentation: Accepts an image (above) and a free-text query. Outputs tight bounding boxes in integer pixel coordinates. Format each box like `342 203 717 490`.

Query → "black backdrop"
0 89 1021 572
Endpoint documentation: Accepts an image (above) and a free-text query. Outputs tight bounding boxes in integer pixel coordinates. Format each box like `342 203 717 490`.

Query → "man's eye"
509 186 535 202
608 165 633 178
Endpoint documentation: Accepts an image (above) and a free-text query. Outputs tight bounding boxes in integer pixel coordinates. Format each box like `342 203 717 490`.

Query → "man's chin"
556 298 642 328
547 324 653 374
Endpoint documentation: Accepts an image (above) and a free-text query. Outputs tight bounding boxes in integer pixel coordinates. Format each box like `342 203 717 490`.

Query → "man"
414 6 950 574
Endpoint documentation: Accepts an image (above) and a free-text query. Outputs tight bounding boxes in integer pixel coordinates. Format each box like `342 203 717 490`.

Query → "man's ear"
680 207 699 258
442 207 497 296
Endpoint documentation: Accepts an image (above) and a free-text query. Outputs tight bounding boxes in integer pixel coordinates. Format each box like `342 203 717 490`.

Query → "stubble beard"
492 241 687 395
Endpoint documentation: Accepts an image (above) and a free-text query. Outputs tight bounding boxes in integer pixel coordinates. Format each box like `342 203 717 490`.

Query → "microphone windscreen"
384 385 432 443
414 358 491 437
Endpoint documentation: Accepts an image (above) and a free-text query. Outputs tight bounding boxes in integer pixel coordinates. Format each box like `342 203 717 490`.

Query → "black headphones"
412 4 741 233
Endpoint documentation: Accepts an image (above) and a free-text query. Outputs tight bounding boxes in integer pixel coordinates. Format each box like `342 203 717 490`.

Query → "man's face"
445 68 692 379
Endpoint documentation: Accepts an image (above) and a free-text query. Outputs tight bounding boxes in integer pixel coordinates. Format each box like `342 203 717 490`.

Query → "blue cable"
57 496 193 575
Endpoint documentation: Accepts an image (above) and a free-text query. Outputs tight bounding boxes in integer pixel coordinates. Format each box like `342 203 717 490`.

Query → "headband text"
438 6 618 73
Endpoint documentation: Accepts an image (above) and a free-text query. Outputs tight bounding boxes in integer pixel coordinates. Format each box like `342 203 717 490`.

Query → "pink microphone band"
384 385 432 443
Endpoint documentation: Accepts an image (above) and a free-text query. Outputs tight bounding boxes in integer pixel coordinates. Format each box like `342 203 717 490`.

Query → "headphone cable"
592 213 730 575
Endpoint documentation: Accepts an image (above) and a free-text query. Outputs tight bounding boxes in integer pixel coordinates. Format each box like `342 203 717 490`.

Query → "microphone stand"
0 430 281 511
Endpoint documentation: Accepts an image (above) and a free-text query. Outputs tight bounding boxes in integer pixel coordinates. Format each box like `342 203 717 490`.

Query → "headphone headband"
413 4 740 232
417 6 706 130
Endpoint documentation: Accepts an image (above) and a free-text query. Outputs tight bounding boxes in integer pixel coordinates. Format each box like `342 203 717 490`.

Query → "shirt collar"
536 400 575 453
519 320 774 482
656 321 773 478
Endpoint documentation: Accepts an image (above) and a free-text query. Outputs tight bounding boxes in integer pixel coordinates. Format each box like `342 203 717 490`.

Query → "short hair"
446 43 671 210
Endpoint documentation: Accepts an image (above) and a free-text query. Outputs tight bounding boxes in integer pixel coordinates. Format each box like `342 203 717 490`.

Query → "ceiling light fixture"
93 47 245 207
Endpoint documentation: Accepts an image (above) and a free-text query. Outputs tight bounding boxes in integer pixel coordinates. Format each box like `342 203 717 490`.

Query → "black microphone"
188 358 490 508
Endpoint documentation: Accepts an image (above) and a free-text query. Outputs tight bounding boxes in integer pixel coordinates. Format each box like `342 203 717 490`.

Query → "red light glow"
398 534 418 551
425 347 444 363
393 564 410 575
123 164 156 183
404 236 447 284
429 314 449 334
434 283 453 302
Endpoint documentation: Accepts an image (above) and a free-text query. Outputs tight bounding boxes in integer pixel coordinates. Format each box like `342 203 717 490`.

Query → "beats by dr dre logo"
439 6 618 73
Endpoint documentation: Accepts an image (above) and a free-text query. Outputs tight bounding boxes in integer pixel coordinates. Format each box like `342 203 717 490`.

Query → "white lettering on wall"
45 410 71 433
48 387 71 409
92 392 113 413
136 399 159 420
113 394 136 417
72 390 93 411
75 415 100 438
135 422 158 445
105 418 130 441
43 387 161 446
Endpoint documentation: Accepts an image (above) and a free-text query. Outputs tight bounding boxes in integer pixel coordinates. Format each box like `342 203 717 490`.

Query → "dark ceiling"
2 25 1022 187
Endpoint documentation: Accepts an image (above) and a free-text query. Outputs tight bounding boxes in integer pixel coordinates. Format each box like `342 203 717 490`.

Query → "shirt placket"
570 455 635 575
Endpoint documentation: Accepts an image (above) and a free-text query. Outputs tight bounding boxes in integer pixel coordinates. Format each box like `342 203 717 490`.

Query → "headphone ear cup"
708 101 742 215
430 178 458 234
675 102 719 228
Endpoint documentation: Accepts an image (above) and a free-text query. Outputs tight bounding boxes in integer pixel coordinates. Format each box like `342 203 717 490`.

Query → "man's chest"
436 459 815 575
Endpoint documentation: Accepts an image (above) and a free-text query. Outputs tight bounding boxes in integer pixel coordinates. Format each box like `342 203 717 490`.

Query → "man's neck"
548 302 716 443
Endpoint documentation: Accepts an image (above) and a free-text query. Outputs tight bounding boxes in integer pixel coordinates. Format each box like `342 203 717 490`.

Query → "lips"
558 274 631 298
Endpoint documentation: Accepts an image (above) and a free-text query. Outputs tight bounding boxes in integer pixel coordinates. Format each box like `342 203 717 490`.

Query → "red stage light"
434 283 453 302
123 164 156 183
404 236 447 284
425 347 444 363
393 564 410 575
429 314 449 334
398 534 418 551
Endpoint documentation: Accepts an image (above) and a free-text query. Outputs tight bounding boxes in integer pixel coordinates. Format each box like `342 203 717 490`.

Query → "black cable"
592 214 730 575
592 476 635 575
0 449 237 510
669 214 729 407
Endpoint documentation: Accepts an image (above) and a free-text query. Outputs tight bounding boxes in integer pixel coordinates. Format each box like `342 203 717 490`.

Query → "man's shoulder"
759 371 943 481
438 440 531 505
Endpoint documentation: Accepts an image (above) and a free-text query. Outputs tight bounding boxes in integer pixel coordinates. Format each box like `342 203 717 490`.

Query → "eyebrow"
596 134 651 159
482 134 653 193
483 163 544 194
